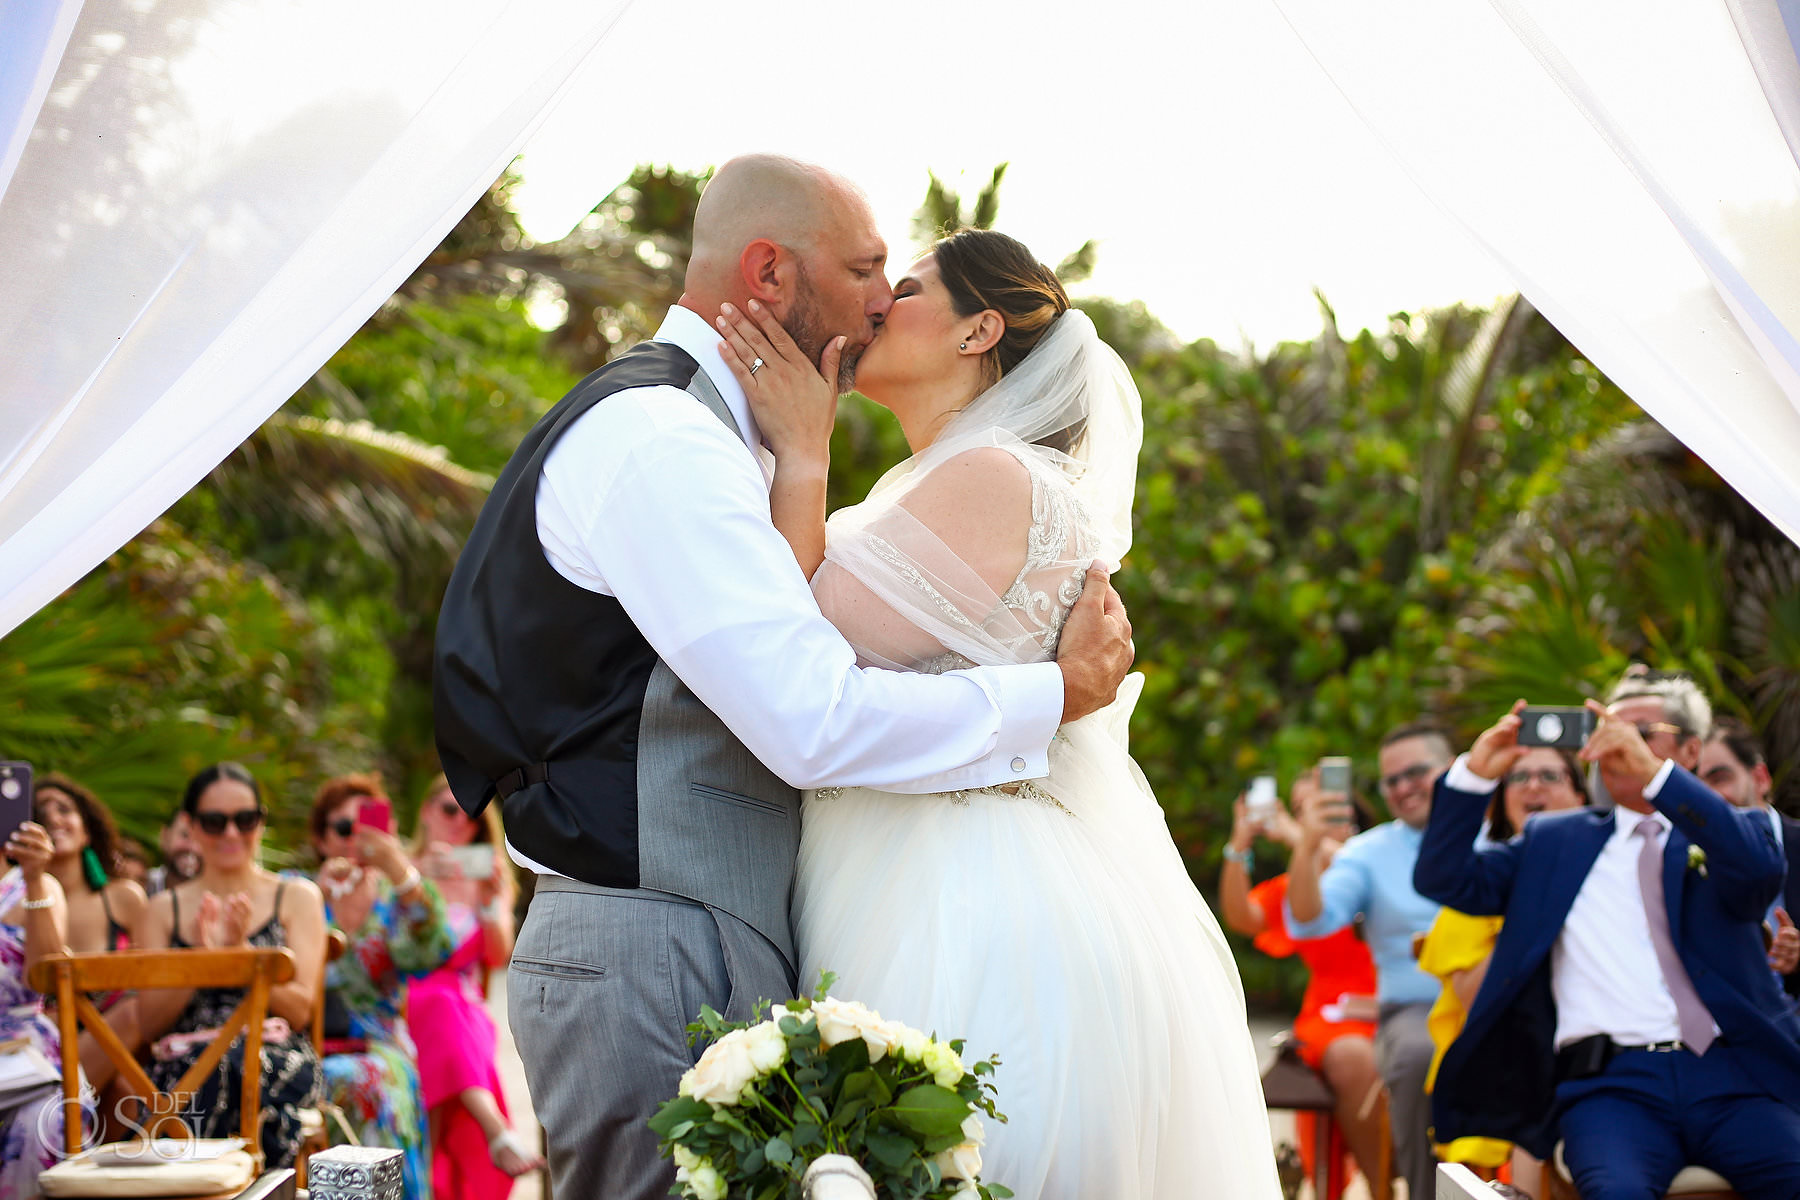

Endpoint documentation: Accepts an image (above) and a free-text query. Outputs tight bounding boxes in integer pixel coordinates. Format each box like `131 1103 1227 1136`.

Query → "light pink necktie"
1633 820 1715 1054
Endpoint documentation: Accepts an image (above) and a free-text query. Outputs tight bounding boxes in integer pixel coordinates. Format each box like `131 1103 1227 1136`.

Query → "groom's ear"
738 238 797 309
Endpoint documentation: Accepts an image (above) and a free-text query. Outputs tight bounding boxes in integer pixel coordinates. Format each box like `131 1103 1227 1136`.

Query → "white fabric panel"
1274 0 1800 543
0 0 83 201
0 0 630 638
1727 1 1800 166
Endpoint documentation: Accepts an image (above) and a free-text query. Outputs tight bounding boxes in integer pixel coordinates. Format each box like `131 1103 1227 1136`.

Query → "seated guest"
135 762 326 1168
409 774 543 1194
34 773 151 1108
115 838 152 889
0 819 75 1196
311 773 452 1200
1220 773 1383 1189
1700 716 1800 994
144 809 201 896
1417 680 1800 1200
1286 722 1452 1200
1417 745 1588 1177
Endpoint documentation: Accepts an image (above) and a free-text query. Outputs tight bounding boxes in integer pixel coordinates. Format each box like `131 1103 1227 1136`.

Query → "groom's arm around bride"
431 154 1132 1200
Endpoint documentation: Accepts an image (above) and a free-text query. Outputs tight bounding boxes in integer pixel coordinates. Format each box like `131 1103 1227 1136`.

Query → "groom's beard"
788 268 859 393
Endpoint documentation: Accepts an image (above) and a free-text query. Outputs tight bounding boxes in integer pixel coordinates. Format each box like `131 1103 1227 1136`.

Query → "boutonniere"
1687 845 1708 878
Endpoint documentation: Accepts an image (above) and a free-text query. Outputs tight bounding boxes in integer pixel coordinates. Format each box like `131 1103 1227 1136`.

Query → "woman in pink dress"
406 775 541 1196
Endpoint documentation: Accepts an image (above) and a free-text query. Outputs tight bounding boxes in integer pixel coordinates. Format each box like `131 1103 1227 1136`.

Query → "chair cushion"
1554 1142 1736 1194
39 1139 257 1197
1667 1165 1735 1194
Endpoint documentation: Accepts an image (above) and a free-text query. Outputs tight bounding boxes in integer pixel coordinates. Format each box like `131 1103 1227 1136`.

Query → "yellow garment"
1418 908 1512 1168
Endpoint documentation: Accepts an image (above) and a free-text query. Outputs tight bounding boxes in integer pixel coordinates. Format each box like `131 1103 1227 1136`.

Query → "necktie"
1633 820 1715 1054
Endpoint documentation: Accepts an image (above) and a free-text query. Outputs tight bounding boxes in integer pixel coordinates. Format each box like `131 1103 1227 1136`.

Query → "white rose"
687 1164 727 1200
743 1020 789 1074
677 1067 699 1099
812 996 899 1062
687 1029 760 1106
896 1024 930 1063
961 1112 986 1146
921 1040 966 1087
672 1144 701 1172
933 1140 983 1181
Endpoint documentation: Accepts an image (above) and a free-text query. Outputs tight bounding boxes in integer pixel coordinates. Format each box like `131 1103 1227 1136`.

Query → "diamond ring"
749 357 765 376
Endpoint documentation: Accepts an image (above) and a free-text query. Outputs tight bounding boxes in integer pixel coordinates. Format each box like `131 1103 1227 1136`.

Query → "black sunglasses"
327 817 357 838
195 808 265 836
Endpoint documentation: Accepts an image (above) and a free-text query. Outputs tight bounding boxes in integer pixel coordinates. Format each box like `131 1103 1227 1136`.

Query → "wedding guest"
134 762 326 1168
33 773 149 1092
0 818 75 1196
115 838 152 888
408 774 543 1195
144 809 201 896
1700 717 1800 994
1220 774 1383 1189
1419 682 1800 1199
312 773 453 1200
1417 745 1588 1179
1285 721 1451 1200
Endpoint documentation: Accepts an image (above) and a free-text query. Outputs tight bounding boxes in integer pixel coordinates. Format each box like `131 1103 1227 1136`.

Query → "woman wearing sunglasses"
407 774 542 1195
1417 736 1589 1186
310 773 452 1200
134 762 328 1167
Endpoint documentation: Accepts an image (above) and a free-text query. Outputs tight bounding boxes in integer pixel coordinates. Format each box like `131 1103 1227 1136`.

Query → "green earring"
82 846 108 891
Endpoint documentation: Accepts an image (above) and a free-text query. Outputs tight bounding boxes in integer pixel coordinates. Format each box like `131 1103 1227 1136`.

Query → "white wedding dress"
794 313 1280 1200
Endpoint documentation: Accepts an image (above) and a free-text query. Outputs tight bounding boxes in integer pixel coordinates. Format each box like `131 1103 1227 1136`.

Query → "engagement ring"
749 357 764 375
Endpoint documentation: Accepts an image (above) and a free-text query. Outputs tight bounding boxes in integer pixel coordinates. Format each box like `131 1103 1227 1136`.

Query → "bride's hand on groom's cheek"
716 300 842 465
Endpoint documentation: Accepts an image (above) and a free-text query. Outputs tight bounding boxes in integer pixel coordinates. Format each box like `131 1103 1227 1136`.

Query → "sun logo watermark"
34 1091 214 1161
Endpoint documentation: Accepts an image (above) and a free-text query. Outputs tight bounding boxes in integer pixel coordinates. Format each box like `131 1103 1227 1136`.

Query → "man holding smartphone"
1286 721 1453 1200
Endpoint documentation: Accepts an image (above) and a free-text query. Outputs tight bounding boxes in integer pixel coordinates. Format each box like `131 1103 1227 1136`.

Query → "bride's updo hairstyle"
933 229 1086 454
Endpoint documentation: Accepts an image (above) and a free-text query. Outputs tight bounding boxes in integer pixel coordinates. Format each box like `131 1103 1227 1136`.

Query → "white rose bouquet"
649 972 1011 1200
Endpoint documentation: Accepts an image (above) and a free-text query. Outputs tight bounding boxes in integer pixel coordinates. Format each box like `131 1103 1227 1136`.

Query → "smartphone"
444 843 495 880
1518 706 1595 749
0 763 31 844
355 797 393 835
1246 776 1278 823
1318 757 1352 795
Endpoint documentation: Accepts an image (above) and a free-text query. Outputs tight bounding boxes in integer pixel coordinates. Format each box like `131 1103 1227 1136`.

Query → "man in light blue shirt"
1287 721 1451 1200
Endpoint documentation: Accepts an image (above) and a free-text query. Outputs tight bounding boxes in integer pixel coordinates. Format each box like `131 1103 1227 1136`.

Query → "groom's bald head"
681 154 891 390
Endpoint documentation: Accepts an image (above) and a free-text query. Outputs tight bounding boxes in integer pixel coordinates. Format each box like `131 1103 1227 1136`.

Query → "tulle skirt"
795 688 1281 1200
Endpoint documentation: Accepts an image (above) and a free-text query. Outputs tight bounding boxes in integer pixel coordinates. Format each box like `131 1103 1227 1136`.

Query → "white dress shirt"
1445 755 1710 1048
516 305 1065 876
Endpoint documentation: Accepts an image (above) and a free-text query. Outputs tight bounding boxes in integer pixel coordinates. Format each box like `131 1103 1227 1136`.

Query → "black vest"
433 342 718 886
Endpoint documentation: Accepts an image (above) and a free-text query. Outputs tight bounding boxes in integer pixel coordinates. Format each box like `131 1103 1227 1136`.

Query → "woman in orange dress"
1221 774 1383 1193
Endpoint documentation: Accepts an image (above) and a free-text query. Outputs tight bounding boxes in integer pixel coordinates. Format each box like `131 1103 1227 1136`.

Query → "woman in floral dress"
0 819 75 1199
310 774 452 1200
136 763 328 1169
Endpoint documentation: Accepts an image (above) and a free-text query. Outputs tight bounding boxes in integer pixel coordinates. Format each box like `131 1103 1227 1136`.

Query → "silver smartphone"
1318 756 1352 794
1246 775 1278 823
441 843 495 880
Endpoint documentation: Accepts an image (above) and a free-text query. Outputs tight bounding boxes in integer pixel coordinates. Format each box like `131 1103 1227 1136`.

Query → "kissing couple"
433 154 1279 1199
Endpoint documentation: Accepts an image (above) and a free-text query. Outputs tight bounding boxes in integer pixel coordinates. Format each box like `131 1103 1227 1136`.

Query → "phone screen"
356 797 393 835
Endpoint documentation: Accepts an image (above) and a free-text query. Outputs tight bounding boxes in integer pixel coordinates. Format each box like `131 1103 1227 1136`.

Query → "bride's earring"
959 341 968 351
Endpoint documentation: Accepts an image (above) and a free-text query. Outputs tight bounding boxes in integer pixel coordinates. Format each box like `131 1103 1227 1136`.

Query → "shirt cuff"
1642 757 1677 800
977 660 1062 781
1446 753 1500 795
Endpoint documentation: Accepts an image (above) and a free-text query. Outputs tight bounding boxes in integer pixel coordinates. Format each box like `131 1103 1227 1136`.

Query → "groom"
432 155 1135 1199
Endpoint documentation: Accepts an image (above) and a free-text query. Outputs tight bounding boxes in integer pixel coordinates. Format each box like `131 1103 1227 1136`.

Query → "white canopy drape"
1274 0 1800 543
0 0 630 637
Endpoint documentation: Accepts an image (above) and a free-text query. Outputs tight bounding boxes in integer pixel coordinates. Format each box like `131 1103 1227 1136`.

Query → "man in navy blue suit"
1417 677 1800 1199
1700 716 1800 997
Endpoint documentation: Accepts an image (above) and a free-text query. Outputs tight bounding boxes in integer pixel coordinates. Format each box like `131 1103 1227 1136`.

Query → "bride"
713 229 1280 1200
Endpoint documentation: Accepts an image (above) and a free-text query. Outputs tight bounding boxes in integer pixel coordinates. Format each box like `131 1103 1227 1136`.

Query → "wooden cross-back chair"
28 946 297 1159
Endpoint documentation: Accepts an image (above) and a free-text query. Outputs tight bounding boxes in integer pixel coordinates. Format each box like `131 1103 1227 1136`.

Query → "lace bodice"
900 446 1095 677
